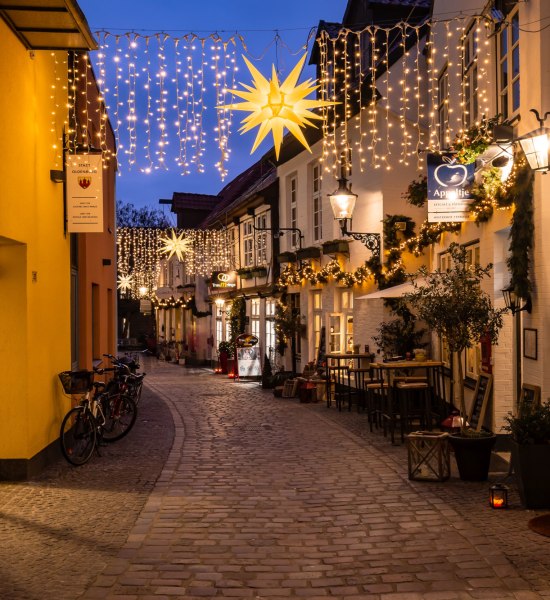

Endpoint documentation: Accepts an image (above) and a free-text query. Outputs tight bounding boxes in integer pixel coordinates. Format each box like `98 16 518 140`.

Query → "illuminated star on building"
159 229 193 262
218 54 337 159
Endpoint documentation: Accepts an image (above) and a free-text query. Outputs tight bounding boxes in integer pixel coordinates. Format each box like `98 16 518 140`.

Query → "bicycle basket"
58 370 94 394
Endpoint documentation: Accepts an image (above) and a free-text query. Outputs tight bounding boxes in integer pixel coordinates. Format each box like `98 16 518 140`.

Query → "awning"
357 278 427 300
0 0 97 50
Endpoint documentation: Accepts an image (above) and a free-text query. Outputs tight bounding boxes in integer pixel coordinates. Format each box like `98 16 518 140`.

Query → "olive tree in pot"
404 243 506 481
504 401 550 508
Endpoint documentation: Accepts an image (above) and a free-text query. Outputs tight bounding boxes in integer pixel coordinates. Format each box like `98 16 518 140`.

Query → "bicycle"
98 360 138 442
104 353 146 407
58 370 107 466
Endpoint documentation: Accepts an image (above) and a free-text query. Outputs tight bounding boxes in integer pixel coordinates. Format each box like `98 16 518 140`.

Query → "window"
216 308 223 347
463 25 479 127
438 66 449 148
329 315 341 353
290 176 298 247
312 164 322 242
265 299 276 360
498 10 520 119
251 298 260 340
312 290 323 357
255 213 268 265
243 219 254 267
228 226 237 269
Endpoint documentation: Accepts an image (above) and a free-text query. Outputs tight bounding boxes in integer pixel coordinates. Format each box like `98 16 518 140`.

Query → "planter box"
322 240 349 255
251 267 267 278
511 440 550 508
296 247 321 260
238 271 254 280
277 251 297 264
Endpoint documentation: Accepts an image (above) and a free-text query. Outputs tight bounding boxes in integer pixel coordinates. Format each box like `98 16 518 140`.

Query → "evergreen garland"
507 165 535 300
229 297 246 345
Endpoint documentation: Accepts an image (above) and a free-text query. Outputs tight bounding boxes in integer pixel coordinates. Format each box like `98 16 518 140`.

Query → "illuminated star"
159 229 192 262
117 273 133 292
218 54 338 159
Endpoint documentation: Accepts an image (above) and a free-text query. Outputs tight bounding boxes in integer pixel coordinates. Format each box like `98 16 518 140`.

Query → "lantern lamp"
502 285 532 315
138 285 148 297
489 484 509 509
518 109 550 172
328 174 381 259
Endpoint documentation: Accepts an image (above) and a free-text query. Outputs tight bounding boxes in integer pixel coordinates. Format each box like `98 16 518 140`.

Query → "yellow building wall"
0 19 71 463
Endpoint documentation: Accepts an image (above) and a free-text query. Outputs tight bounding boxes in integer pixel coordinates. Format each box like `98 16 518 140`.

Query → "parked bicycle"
58 364 138 465
58 369 107 466
104 353 146 406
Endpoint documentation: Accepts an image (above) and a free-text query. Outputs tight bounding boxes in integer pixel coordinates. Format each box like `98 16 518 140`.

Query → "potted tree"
504 400 550 508
218 341 233 374
405 243 505 481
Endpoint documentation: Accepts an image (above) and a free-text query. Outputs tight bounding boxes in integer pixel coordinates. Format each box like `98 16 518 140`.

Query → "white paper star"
159 229 192 262
117 273 133 292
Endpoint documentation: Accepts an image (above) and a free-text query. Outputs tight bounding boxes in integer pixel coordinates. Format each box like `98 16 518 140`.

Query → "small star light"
219 54 337 159
159 229 192 262
117 273 133 292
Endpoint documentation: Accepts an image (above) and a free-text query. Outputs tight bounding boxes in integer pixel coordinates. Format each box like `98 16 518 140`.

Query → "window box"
277 251 297 264
322 240 349 255
251 266 268 278
237 268 254 280
296 246 321 260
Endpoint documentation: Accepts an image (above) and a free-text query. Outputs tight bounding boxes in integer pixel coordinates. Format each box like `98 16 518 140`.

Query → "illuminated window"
438 66 449 148
290 176 298 247
312 164 322 242
243 219 254 267
255 213 268 265
312 290 322 356
498 9 520 119
463 25 479 127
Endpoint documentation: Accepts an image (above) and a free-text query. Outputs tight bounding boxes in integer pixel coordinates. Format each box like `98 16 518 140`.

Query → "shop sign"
211 271 237 289
140 299 152 314
427 153 475 223
66 154 104 232
236 333 259 347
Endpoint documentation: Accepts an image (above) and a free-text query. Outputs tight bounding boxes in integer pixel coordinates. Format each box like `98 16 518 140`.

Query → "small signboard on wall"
66 154 104 232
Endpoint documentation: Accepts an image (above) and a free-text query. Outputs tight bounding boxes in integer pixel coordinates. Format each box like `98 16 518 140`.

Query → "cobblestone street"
1 359 550 599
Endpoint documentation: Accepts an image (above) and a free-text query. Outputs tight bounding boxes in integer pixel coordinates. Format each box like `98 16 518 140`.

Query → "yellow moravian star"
218 54 338 159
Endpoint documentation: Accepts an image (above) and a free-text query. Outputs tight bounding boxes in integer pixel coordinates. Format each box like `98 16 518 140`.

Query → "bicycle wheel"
60 407 97 466
127 379 143 406
101 394 137 442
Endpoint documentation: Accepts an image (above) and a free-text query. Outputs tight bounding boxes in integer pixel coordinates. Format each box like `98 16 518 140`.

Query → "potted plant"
237 267 254 280
218 340 233 374
504 401 550 508
405 243 506 481
373 302 426 360
251 266 268 278
322 239 350 255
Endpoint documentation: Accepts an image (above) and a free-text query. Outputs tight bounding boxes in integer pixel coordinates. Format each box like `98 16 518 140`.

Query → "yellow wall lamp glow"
218 54 338 159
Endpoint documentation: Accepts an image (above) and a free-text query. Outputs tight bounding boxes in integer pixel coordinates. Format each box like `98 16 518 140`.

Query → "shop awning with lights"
357 278 428 300
0 0 97 50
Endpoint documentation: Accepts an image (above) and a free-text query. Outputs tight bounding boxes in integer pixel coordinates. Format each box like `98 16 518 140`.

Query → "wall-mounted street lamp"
253 223 304 250
502 285 532 315
328 175 381 259
518 109 550 172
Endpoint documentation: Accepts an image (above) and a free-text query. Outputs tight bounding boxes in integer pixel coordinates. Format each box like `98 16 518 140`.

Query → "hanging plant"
507 163 535 300
452 116 501 165
402 175 427 208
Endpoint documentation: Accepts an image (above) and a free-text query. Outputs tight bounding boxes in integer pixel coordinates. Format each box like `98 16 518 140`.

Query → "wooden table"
371 360 444 443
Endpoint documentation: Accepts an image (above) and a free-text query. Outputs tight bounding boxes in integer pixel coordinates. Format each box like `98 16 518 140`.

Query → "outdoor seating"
326 365 350 410
347 367 372 412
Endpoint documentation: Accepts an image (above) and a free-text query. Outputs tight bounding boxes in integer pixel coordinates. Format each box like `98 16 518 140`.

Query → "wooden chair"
326 365 350 411
347 368 372 413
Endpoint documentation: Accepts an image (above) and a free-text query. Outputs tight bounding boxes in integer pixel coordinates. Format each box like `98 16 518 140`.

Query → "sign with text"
236 333 259 347
210 271 237 290
427 153 475 223
66 154 104 232
236 346 262 377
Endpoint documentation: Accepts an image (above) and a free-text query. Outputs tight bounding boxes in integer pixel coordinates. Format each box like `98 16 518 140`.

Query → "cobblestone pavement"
1 359 550 599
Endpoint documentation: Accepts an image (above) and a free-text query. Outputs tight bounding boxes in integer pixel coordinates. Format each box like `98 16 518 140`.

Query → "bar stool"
347 368 371 412
366 380 389 431
326 365 350 411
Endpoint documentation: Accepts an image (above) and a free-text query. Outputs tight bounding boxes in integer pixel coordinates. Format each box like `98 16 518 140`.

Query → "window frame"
497 9 520 119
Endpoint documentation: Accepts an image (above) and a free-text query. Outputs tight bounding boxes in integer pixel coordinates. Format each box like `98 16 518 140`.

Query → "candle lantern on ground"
489 484 509 509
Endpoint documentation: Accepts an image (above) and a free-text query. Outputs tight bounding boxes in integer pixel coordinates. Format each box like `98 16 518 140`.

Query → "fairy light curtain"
117 227 232 298
67 15 492 177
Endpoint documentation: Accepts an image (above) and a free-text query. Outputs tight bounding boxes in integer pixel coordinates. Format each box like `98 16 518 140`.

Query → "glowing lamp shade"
329 179 358 221
519 129 550 172
489 484 509 509
138 286 148 297
214 298 225 309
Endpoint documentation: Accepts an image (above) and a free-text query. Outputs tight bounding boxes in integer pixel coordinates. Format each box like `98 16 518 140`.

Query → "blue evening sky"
78 0 346 211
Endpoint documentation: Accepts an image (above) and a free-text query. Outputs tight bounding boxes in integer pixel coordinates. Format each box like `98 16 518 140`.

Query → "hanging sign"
427 153 475 223
211 271 237 290
66 154 104 232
